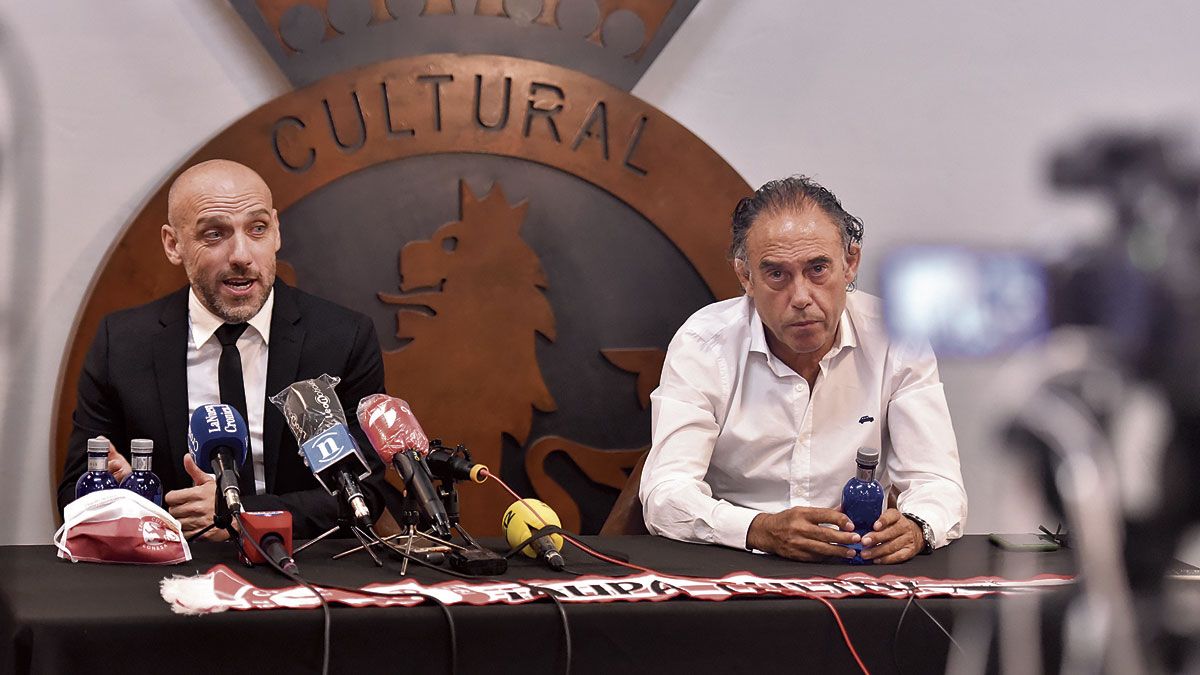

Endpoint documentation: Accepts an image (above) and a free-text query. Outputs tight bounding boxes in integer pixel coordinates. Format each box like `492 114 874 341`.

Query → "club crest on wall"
55 0 749 534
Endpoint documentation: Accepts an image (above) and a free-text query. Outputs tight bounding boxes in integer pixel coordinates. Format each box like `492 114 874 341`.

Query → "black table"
0 535 1077 674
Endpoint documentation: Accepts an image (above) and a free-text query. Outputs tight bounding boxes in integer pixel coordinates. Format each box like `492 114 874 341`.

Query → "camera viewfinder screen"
880 246 1050 357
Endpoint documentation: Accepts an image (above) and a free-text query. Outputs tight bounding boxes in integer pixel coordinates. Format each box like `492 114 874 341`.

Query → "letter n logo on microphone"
315 436 342 461
300 425 356 476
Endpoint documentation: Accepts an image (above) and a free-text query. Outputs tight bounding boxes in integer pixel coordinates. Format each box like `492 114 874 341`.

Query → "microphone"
270 376 374 525
356 394 453 538
503 499 566 571
238 510 298 575
187 404 248 515
426 441 489 484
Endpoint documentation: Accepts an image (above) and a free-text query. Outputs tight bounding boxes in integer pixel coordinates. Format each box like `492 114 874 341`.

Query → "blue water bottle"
76 437 119 499
841 447 884 565
120 438 163 507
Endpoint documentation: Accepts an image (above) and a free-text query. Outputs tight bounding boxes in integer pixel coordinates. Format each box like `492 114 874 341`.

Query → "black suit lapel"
153 288 190 488
264 281 304 492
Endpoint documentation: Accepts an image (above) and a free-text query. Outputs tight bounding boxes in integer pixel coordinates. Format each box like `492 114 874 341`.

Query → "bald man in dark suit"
59 159 394 539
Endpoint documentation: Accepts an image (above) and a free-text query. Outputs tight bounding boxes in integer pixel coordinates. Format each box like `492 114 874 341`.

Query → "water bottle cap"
86 438 109 453
131 439 153 454
856 447 879 467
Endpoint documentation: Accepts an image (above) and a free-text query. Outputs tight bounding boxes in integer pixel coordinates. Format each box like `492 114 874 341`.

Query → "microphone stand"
186 474 240 543
294 493 382 566
433 473 507 574
392 493 423 575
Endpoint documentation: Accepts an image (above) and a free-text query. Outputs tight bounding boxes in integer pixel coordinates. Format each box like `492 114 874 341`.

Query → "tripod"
294 492 382 566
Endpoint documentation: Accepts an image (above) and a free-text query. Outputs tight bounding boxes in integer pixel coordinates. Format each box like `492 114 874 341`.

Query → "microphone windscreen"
356 394 430 462
239 510 293 564
502 499 564 558
187 404 249 469
269 374 349 445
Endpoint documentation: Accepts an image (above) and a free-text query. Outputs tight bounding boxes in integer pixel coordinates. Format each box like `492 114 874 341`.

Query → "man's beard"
195 274 272 323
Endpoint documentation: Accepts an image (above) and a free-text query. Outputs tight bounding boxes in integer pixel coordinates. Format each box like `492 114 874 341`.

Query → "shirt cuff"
711 501 762 550
897 504 958 549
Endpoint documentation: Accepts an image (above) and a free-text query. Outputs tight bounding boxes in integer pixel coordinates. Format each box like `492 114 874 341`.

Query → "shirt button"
795 384 805 393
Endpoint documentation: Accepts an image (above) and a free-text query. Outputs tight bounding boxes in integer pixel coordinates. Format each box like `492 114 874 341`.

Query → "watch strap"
902 512 935 555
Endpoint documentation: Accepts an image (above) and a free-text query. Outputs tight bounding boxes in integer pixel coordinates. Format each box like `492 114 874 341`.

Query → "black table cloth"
0 535 1077 674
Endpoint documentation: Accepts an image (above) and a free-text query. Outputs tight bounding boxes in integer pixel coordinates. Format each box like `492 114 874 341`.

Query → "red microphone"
357 393 489 483
357 394 429 460
238 511 297 575
356 395 453 537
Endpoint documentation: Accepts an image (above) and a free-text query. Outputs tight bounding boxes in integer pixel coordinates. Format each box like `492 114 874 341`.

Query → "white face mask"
54 490 192 565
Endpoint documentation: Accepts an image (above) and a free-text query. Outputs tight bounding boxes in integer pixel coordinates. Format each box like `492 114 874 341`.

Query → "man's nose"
227 232 254 266
789 279 813 310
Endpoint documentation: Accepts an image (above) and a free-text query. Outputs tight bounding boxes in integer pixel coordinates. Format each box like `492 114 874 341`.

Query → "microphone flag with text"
187 404 248 516
503 499 566 571
270 374 373 525
356 393 453 538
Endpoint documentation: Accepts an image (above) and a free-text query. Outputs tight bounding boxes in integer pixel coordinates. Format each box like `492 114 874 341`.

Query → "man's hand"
860 508 924 564
101 437 132 483
746 506 860 561
165 454 228 542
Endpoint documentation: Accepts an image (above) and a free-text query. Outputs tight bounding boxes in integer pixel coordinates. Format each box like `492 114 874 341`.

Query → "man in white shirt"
640 176 966 563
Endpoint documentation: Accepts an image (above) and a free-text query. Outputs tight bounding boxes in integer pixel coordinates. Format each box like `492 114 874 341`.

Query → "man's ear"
734 258 752 294
844 243 861 284
271 209 282 252
161 224 183 266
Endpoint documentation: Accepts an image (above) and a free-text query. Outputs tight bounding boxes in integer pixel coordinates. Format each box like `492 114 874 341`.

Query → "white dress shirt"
186 288 274 494
640 292 966 551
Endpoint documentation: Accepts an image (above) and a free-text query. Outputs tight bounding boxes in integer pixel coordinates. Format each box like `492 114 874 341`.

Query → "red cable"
485 471 870 672
813 595 871 675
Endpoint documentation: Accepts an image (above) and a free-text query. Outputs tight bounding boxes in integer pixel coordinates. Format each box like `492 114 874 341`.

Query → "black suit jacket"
58 280 393 538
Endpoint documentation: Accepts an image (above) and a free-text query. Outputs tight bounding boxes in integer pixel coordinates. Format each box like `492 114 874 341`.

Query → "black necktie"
216 323 256 495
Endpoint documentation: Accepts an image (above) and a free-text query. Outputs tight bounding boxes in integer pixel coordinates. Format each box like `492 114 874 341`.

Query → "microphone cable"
234 511 332 675
485 470 868 674
233 515 460 675
891 588 963 675
366 528 572 675
295 577 459 675
186 522 216 543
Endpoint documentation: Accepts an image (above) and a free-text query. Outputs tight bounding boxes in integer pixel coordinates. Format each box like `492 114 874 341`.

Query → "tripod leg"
351 526 383 566
401 524 417 575
294 525 341 555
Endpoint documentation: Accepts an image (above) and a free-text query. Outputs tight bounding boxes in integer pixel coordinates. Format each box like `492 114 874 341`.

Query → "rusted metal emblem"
55 1 749 534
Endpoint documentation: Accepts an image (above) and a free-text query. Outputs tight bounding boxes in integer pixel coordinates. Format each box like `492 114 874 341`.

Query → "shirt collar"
746 296 858 376
188 287 274 348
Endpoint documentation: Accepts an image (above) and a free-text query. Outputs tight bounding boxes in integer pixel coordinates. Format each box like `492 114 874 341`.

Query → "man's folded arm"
640 333 760 549
886 340 968 549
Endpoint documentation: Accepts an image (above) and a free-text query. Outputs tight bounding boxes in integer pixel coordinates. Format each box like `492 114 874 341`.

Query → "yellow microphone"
502 499 565 571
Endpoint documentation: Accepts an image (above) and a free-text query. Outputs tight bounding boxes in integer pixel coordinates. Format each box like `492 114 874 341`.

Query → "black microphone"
426 441 489 484
188 404 249 515
271 376 375 526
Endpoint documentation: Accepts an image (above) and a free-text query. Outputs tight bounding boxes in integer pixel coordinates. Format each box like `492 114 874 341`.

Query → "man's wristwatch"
902 513 935 555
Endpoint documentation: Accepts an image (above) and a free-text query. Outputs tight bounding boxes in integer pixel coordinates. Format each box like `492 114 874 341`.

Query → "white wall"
2 1 1199 560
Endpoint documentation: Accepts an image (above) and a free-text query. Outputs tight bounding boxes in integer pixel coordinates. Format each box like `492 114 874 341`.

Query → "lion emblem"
380 180 659 534
139 517 180 549
380 181 556 532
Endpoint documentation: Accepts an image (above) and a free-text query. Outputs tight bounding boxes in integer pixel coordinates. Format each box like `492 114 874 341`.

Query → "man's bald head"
161 159 281 323
167 160 273 229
